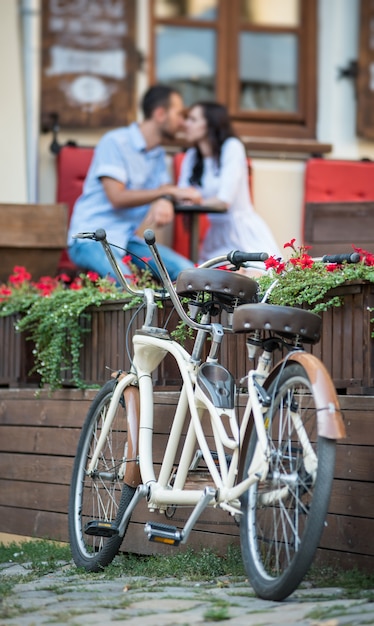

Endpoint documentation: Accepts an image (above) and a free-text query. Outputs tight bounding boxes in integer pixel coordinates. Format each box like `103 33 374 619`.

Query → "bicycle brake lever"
73 228 108 241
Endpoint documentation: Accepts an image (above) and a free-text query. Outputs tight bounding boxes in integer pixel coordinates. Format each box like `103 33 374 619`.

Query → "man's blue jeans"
68 237 194 283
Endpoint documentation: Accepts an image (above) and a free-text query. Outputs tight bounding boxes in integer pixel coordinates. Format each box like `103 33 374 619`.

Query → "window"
150 0 317 139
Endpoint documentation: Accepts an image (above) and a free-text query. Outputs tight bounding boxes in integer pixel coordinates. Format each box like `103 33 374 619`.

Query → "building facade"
1 0 373 252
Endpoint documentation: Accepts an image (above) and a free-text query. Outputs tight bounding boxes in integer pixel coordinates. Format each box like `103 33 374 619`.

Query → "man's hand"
150 197 175 226
135 197 174 237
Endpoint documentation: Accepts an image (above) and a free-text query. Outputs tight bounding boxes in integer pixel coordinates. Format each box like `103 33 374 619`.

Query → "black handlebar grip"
144 229 156 245
322 252 360 264
227 250 269 264
94 228 107 241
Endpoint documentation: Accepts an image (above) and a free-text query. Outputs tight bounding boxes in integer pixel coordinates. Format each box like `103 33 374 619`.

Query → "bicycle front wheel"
240 362 336 601
68 380 136 572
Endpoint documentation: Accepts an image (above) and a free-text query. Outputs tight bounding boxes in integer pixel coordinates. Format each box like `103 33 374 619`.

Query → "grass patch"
0 539 71 576
305 565 374 593
1 539 374 598
72 544 246 582
204 599 231 621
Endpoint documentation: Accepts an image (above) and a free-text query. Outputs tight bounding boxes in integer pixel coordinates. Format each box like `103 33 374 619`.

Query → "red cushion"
57 145 94 218
304 158 374 203
56 146 94 273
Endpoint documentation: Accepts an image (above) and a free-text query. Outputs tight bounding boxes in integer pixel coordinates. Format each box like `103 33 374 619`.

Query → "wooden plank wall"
0 388 373 570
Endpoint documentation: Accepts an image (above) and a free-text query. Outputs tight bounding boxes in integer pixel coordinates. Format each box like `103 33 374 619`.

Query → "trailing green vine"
15 277 126 390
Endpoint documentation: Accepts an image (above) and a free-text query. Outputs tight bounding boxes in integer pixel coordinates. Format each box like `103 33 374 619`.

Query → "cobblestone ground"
1 561 374 626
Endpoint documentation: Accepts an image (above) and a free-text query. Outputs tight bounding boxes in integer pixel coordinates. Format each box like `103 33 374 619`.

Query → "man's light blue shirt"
67 123 171 248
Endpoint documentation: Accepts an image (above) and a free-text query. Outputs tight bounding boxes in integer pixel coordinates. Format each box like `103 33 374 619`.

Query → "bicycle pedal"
84 520 119 537
144 522 182 546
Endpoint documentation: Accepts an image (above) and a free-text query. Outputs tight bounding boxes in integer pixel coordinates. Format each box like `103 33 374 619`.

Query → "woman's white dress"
178 137 281 263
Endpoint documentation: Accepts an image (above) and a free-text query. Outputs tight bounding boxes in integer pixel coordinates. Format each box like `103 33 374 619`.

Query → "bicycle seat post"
206 323 225 362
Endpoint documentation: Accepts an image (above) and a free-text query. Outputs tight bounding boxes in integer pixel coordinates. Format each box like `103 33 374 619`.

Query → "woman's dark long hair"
189 101 236 186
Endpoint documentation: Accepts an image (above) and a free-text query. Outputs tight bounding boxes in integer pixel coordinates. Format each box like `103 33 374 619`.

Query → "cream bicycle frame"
87 330 271 516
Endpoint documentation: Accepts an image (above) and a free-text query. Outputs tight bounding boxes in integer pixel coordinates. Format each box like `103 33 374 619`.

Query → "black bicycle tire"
68 379 136 572
240 362 336 601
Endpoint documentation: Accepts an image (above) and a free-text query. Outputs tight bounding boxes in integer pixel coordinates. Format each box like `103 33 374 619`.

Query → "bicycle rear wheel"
240 362 336 601
68 380 136 572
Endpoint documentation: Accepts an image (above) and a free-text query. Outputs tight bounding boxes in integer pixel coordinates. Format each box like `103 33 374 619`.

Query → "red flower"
0 286 12 297
70 278 83 290
326 263 341 272
9 265 32 285
299 254 314 269
275 262 286 274
141 256 152 263
86 271 100 282
290 254 314 269
35 276 58 297
352 245 366 255
57 273 72 283
122 255 132 265
283 238 296 250
264 256 280 270
352 245 374 266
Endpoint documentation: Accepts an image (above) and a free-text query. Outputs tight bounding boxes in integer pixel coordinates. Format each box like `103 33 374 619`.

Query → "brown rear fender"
264 352 346 440
123 384 141 487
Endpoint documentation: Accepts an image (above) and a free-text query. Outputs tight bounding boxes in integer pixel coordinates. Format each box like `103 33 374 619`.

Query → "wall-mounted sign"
41 0 138 128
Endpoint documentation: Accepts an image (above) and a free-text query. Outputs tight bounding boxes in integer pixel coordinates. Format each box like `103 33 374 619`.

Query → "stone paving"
1 560 374 626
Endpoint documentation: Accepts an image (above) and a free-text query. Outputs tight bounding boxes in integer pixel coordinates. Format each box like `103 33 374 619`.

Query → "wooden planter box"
306 281 374 394
1 281 373 394
0 314 22 386
218 281 374 395
0 301 203 389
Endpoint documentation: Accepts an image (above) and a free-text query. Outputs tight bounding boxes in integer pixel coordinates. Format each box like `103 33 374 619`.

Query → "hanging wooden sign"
41 0 138 129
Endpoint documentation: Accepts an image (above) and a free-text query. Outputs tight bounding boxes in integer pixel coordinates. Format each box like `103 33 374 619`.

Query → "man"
67 84 201 281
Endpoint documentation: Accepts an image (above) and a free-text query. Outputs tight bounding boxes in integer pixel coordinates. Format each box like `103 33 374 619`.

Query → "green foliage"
15 278 126 390
258 242 374 314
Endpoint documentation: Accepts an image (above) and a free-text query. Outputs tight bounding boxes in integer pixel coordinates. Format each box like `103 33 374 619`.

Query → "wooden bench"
304 201 374 257
0 203 68 283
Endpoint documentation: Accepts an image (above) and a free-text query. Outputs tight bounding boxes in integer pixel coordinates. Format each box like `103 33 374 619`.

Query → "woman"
178 102 281 264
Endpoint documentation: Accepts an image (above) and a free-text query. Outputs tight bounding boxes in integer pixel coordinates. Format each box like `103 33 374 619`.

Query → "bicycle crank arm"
117 484 148 537
84 484 148 538
144 486 216 547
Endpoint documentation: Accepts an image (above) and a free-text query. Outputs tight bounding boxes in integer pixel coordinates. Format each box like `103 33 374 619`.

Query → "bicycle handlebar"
227 250 268 265
74 229 362 330
321 252 360 264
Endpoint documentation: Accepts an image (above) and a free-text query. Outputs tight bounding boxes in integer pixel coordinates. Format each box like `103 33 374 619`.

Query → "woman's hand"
171 186 202 205
201 196 228 212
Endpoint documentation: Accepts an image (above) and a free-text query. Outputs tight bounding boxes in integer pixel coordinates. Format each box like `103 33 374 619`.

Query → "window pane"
239 32 298 112
155 0 217 20
241 0 300 26
155 26 216 105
